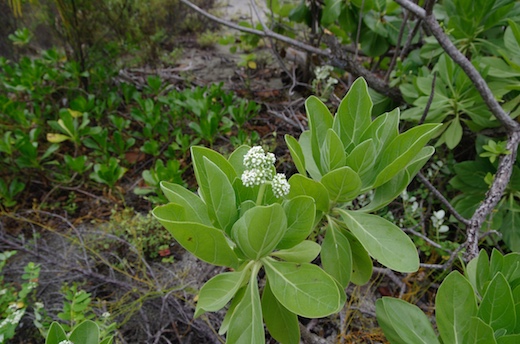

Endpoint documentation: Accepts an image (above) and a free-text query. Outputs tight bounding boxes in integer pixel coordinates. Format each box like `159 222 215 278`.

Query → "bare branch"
418 73 437 125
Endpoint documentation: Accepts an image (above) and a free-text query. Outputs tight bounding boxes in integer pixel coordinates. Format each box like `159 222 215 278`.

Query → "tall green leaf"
299 130 322 180
436 271 478 344
191 146 236 184
376 297 440 344
287 174 330 213
45 322 67 344
278 196 316 249
285 134 306 175
343 230 372 285
306 96 333 175
153 204 239 267
320 129 346 173
465 317 497 344
202 158 238 232
359 108 400 153
345 139 376 178
227 274 265 344
333 78 373 152
321 222 352 288
228 145 251 177
232 204 287 260
337 209 419 272
261 280 300 344
262 258 344 317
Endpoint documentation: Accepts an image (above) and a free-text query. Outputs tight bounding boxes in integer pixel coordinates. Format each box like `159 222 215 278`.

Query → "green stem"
256 183 267 205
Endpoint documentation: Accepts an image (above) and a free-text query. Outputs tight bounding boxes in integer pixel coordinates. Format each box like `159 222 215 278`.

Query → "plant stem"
256 183 267 205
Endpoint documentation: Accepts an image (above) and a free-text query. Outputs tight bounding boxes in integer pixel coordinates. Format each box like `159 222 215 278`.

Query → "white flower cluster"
58 341 75 344
0 307 24 329
241 146 290 198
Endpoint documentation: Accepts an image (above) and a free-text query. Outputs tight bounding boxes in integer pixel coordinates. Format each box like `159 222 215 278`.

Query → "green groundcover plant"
153 77 440 343
377 249 520 344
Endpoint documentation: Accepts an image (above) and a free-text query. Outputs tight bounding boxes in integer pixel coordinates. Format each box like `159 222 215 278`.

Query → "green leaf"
320 129 346 174
202 158 238 232
195 269 249 318
160 181 212 226
285 135 306 175
436 271 478 344
444 116 463 149
333 78 373 151
306 96 333 175
361 170 411 212
360 108 399 153
263 258 344 317
278 196 316 249
287 174 329 213
343 230 372 285
478 273 517 333
271 240 321 263
299 130 322 180
228 145 251 177
45 322 67 344
465 317 497 344
476 250 491 296
376 297 440 344
337 209 419 272
227 273 265 344
69 320 100 344
191 146 236 184
261 280 300 344
322 222 352 288
497 335 520 344
372 123 440 187
321 166 362 203
345 139 377 178
232 204 287 260
153 204 239 267
321 0 343 26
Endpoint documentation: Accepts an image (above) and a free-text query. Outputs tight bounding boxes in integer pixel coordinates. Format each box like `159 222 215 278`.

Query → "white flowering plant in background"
153 77 441 344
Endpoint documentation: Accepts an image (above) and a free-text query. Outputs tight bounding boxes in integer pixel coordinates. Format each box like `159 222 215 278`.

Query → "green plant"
45 320 112 344
376 249 520 343
134 159 187 204
89 157 128 189
0 178 25 207
8 27 32 46
153 77 440 343
0 251 40 343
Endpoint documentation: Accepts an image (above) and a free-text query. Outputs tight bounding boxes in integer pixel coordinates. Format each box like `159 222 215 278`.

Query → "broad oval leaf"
261 280 300 344
287 174 329 213
436 271 478 344
376 297 440 344
69 320 100 344
262 258 344 318
227 274 265 344
321 166 362 203
477 273 516 333
345 139 376 178
160 181 212 226
271 240 321 263
444 116 463 149
322 222 352 288
231 204 287 260
45 322 67 344
337 209 419 272
195 269 249 318
153 204 239 267
278 196 316 249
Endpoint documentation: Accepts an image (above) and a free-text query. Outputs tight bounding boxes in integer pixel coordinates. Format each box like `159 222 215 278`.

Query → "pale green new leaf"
227 276 264 344
478 273 516 333
153 204 239 267
287 174 329 213
263 258 344 317
261 280 300 344
337 209 419 272
160 181 212 226
306 96 333 175
278 196 316 249
195 269 249 318
232 204 287 260
321 166 362 203
465 317 497 344
372 123 440 188
345 139 376 177
359 108 399 153
436 271 478 344
203 158 238 232
228 145 251 177
321 222 352 288
376 297 439 344
444 116 463 149
271 240 321 263
285 134 306 175
333 78 373 152
299 130 322 180
191 146 236 184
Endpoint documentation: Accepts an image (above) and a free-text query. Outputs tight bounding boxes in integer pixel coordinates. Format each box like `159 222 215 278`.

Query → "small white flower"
272 173 290 198
241 169 267 187
433 210 445 220
58 340 75 344
438 225 450 233
243 146 275 170
102 311 111 318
